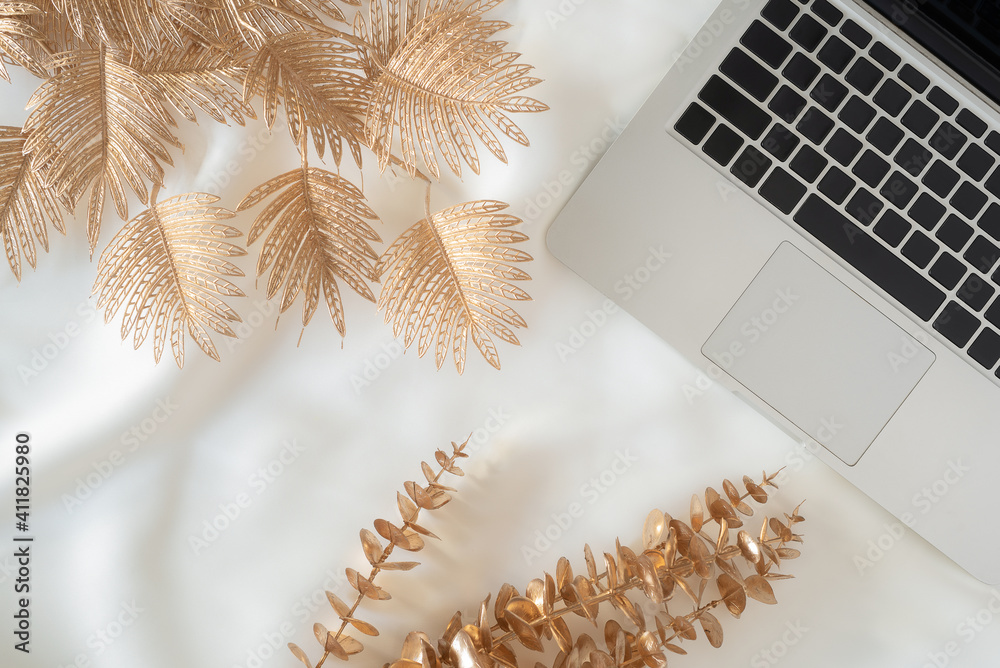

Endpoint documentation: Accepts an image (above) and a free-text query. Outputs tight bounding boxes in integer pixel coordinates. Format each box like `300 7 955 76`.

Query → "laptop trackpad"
702 243 935 466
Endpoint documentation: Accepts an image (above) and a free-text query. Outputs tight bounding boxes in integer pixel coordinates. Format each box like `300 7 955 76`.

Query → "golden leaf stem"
318 442 469 668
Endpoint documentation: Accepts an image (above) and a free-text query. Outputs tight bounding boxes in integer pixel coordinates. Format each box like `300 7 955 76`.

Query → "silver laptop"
547 0 1000 584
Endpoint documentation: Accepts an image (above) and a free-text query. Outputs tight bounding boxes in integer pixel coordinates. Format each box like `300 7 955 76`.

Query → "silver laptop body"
547 0 1000 583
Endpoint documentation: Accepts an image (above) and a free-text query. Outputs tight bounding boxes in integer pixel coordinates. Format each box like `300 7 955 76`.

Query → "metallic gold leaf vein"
243 29 369 165
0 126 64 281
379 197 530 373
238 164 380 336
24 45 182 253
357 0 547 178
94 187 246 367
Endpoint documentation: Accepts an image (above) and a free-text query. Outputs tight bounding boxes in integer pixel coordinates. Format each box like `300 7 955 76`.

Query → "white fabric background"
2 1 1000 667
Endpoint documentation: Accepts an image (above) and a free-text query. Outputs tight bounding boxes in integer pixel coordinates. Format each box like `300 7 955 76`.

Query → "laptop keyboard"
672 0 1000 381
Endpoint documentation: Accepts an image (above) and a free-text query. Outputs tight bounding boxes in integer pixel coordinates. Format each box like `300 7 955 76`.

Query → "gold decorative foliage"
24 45 181 252
357 0 547 178
0 126 64 280
238 162 381 336
137 41 255 126
93 186 246 367
388 471 804 668
0 2 46 80
242 30 369 165
378 197 531 372
290 439 470 668
2 0 544 371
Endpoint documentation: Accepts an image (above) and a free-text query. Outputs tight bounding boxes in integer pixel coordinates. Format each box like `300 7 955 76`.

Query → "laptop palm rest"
702 243 935 465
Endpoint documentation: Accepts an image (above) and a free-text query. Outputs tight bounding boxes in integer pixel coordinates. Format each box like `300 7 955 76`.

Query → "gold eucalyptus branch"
388 471 804 668
290 438 471 668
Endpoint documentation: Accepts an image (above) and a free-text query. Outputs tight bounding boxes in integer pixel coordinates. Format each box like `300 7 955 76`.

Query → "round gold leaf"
699 611 724 648
360 528 385 565
637 631 666 668
744 574 778 605
643 509 667 549
716 573 747 618
327 590 352 617
289 642 313 668
314 624 348 660
347 617 380 636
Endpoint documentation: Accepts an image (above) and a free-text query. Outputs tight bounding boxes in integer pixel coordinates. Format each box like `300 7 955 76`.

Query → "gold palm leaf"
23 45 182 253
0 126 65 281
242 29 368 165
50 0 220 53
93 186 246 367
219 0 358 47
378 198 531 372
238 166 380 336
137 41 255 126
356 0 547 179
0 1 48 80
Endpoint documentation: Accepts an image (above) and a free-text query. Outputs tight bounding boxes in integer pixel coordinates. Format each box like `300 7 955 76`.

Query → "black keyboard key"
853 150 890 187
762 123 800 161
811 74 848 112
965 236 1000 274
881 171 919 208
922 160 961 197
928 122 967 159
986 131 1000 156
979 203 1000 241
812 0 843 26
817 36 855 73
703 124 745 165
839 96 877 133
937 214 975 251
894 139 933 177
825 128 862 166
797 107 835 144
846 188 883 225
902 230 939 268
874 209 911 246
789 14 827 52
928 86 959 115
698 76 771 140
769 85 807 122
783 53 821 90
675 103 716 144
968 328 1000 369
898 64 930 93
790 144 828 182
951 182 988 219
818 165 856 203
930 252 967 289
759 167 807 214
987 300 1000 329
741 20 794 68
844 57 883 95
933 301 980 347
957 109 988 138
793 195 946 320
957 144 996 181
721 48 779 102
731 146 773 187
987 168 1000 199
957 273 996 311
870 42 901 71
867 118 905 154
868 42 902 72
873 80 912 116
908 193 946 230
761 0 800 30
841 19 872 48
900 100 940 138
